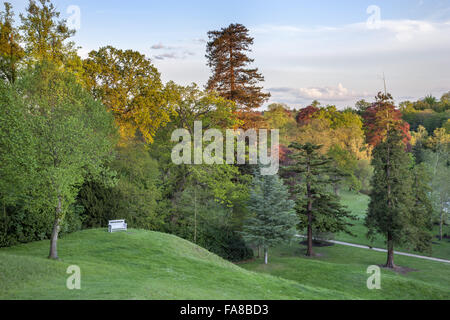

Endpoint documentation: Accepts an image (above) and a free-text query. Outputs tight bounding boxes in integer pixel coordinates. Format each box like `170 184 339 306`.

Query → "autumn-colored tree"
82 46 175 144
206 23 270 129
295 105 319 126
0 2 24 83
363 92 411 147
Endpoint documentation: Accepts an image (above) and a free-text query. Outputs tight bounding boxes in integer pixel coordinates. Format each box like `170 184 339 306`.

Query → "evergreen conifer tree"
242 172 296 264
286 142 356 256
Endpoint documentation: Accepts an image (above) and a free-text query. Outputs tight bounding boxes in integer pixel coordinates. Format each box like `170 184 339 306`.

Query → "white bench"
108 220 127 233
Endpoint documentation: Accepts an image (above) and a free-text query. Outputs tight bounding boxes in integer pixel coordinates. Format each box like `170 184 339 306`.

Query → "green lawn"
1 228 448 300
0 229 343 300
334 191 450 260
240 242 450 300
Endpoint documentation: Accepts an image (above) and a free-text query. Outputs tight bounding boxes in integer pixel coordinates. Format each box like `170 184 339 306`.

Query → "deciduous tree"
16 62 116 259
82 46 175 144
0 2 24 83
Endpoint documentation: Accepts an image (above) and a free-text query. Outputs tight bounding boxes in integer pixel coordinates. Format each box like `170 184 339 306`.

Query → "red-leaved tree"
296 105 320 126
363 92 411 147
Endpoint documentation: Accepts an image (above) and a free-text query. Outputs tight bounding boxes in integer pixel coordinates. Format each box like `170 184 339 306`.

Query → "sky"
7 0 450 109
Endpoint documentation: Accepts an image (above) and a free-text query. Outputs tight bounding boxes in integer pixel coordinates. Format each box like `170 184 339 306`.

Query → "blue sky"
8 0 450 108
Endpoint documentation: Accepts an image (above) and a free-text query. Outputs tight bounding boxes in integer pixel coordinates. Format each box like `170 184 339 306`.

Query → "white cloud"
269 84 372 106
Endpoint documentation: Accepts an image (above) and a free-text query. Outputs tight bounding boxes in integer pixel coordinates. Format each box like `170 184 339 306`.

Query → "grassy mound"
0 229 346 300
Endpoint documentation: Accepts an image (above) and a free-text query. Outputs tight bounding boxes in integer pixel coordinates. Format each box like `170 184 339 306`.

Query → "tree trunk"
256 245 260 258
439 209 443 241
264 247 268 265
385 232 395 268
385 135 394 269
194 187 197 244
48 196 62 260
334 183 339 196
305 158 315 257
3 201 7 236
306 213 314 257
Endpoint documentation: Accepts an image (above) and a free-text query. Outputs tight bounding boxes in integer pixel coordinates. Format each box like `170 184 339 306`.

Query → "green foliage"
366 130 414 244
366 128 433 266
9 62 117 258
0 80 34 207
423 134 450 241
0 2 24 83
82 46 175 143
241 172 297 263
78 141 162 230
407 164 433 253
286 142 356 256
403 110 450 133
327 145 360 192
19 0 78 69
172 187 252 262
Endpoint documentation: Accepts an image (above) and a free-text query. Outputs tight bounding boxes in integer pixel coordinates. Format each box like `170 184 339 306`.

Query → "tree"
424 128 450 240
0 79 35 243
19 0 78 68
16 62 116 259
0 2 24 83
78 141 162 230
286 143 355 256
206 23 270 128
167 82 238 134
355 99 371 115
264 103 296 143
82 46 175 144
363 92 411 147
295 105 319 126
365 129 415 268
408 163 433 253
241 172 296 264
327 145 358 194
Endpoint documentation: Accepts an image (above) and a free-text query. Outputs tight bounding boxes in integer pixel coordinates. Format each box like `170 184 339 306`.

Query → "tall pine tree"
206 23 270 128
286 143 356 256
241 172 296 264
365 129 415 268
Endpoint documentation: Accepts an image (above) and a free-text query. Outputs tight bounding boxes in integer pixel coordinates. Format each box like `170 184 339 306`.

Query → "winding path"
295 235 450 264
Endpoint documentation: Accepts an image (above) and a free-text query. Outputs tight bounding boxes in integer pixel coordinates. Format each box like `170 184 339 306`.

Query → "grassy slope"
240 243 450 300
0 229 347 300
336 191 450 260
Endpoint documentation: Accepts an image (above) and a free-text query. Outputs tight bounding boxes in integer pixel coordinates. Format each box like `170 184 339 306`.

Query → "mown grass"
240 242 450 300
335 191 450 260
1 217 448 300
0 229 346 300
